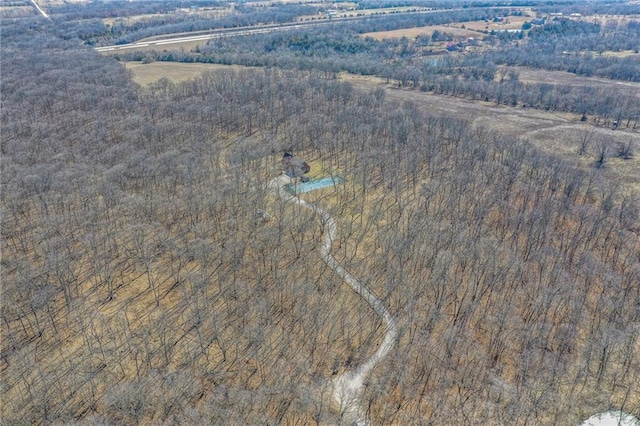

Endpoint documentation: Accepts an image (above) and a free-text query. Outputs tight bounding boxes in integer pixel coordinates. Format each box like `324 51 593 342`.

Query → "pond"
285 176 344 194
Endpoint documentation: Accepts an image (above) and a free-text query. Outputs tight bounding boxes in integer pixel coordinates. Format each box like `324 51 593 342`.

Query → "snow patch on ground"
581 411 640 426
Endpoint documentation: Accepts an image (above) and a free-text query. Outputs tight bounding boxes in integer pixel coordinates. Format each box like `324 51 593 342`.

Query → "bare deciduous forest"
1 1 639 425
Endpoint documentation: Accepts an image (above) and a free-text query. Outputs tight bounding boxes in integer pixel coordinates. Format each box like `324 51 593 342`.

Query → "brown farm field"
361 24 480 41
359 17 532 41
298 6 429 21
125 61 257 85
248 0 353 6
456 15 532 31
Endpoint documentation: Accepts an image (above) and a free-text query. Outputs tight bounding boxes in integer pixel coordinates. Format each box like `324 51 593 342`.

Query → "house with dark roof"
282 152 310 178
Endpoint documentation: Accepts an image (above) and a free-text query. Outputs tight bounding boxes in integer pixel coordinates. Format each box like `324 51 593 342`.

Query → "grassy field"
125 61 256 85
598 50 640 58
582 14 640 26
359 17 532 41
248 0 350 6
455 16 532 31
499 66 640 99
298 6 430 21
361 24 480 41
102 13 174 27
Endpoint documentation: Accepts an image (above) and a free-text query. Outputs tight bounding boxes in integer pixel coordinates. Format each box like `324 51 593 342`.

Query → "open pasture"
457 15 532 31
361 24 480 40
500 66 640 99
125 61 256 85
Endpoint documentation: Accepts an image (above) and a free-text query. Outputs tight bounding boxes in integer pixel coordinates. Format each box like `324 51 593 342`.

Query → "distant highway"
95 6 519 52
30 0 49 19
95 21 332 52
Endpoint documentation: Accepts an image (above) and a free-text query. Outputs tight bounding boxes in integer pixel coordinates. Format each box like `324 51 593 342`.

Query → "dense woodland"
2 2 640 425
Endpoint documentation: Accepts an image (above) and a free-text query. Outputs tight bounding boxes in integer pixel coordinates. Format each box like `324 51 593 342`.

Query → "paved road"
31 0 49 19
96 23 318 52
95 6 519 53
270 175 397 425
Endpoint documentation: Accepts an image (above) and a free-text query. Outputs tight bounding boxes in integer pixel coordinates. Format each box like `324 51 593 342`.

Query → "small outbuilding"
282 152 310 178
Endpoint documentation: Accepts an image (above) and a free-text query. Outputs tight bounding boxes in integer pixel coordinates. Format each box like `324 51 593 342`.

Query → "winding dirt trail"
269 175 397 425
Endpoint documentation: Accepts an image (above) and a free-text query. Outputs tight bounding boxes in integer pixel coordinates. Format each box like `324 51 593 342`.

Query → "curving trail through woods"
269 175 397 425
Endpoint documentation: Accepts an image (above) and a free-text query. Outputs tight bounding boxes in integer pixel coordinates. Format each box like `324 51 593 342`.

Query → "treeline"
46 0 228 20
60 4 319 46
467 19 640 82
475 43 640 81
70 4 514 46
356 0 547 9
537 1 640 17
342 6 519 33
418 66 639 126
115 21 640 125
2 18 640 424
